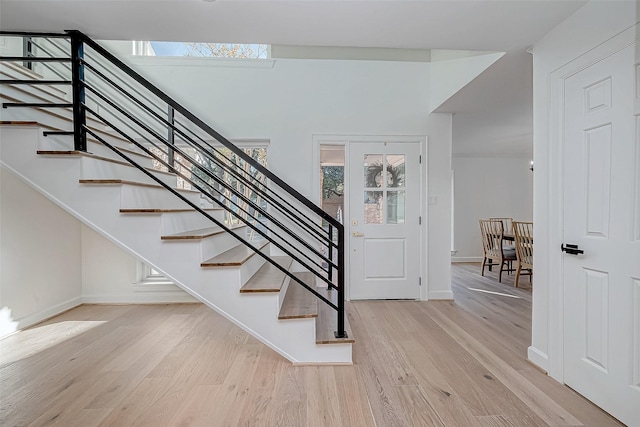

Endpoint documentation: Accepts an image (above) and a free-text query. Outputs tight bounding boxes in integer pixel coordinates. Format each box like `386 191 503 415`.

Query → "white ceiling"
0 0 588 156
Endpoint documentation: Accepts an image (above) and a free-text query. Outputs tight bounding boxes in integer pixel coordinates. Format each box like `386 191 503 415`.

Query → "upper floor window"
143 41 269 59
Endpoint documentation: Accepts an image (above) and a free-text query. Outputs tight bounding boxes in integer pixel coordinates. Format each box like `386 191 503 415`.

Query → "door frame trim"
544 23 640 382
312 134 427 301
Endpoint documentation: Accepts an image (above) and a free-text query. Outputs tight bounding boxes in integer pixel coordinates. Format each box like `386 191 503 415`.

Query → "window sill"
132 280 183 293
129 55 275 69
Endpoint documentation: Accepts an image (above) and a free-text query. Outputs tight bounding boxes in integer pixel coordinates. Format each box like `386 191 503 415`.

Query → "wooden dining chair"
479 219 516 283
512 221 533 287
489 217 514 235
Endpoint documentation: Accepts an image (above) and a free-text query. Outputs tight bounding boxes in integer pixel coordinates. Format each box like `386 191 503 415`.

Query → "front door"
562 41 640 425
348 141 421 300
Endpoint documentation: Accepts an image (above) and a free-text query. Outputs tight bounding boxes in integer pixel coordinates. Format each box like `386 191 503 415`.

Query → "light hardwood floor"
0 263 623 426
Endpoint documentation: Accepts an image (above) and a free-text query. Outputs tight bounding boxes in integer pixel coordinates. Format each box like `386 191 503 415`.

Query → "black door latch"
561 244 584 255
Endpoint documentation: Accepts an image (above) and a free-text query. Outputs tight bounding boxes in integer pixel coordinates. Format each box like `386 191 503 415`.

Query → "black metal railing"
0 30 347 338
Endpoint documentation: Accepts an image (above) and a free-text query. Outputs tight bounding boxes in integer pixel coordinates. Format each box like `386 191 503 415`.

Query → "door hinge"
419 155 422 164
419 277 422 286
419 216 422 225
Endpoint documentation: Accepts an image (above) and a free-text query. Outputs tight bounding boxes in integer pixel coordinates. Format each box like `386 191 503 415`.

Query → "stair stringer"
0 124 352 364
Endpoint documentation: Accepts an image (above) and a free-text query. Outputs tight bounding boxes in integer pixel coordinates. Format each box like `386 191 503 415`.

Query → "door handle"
352 231 365 237
561 244 584 255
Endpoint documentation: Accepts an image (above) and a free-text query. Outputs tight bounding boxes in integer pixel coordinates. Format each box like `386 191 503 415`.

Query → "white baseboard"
82 293 198 304
428 290 454 300
451 257 482 263
1 296 83 339
527 346 550 373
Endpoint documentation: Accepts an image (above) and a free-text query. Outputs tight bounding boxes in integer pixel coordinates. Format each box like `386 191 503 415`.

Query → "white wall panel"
363 239 405 278
585 124 612 238
634 278 640 389
635 116 640 241
584 77 612 114
635 63 640 100
0 168 83 338
584 268 609 372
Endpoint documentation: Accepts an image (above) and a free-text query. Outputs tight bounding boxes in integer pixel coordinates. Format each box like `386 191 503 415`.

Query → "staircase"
0 30 352 364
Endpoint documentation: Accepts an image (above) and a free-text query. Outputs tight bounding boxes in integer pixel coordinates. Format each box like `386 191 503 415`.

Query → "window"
132 260 176 293
141 41 269 59
319 145 345 272
319 145 345 224
138 143 269 285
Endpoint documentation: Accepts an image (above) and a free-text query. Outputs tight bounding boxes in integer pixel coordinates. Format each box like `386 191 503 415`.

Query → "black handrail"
0 30 347 338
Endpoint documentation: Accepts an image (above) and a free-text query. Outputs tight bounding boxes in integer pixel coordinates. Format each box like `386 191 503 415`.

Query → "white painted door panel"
348 142 421 300
562 42 640 426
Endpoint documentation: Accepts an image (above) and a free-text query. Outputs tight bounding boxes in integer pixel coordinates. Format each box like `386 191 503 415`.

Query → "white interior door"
562 42 640 425
348 141 421 300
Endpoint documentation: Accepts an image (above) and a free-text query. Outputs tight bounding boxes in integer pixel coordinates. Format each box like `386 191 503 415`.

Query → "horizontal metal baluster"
82 88 336 272
83 113 336 290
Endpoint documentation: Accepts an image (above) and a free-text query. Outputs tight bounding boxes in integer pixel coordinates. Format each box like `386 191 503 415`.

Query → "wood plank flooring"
0 263 623 426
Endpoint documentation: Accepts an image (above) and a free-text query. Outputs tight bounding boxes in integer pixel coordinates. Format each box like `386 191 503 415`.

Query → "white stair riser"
200 230 246 263
120 184 202 210
239 247 268 288
0 79 130 143
1 124 352 364
160 209 225 235
0 104 104 131
278 276 291 312
0 64 71 102
39 135 155 169
80 156 176 187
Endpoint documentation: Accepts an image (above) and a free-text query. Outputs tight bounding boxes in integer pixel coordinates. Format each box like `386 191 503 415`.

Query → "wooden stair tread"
315 286 355 344
162 224 246 240
201 239 268 267
0 120 41 126
240 256 293 293
278 273 318 320
78 179 201 193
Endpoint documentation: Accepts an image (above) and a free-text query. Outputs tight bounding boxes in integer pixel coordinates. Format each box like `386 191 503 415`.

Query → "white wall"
452 156 533 261
81 225 196 303
429 52 504 112
426 113 453 299
0 168 83 338
0 166 195 340
531 0 638 374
